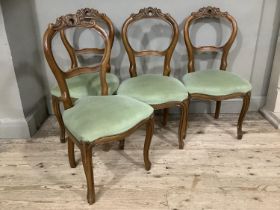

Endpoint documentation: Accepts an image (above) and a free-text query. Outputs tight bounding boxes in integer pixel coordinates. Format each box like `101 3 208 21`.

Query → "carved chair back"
43 8 112 109
122 7 179 77
184 6 237 72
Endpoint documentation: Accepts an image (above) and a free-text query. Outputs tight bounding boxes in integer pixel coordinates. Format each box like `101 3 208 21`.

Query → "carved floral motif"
131 7 166 19
191 6 228 19
51 8 106 30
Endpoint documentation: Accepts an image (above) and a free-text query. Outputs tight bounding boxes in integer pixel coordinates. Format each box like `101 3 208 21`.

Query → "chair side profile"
118 7 189 149
183 6 251 139
43 9 154 204
49 8 119 143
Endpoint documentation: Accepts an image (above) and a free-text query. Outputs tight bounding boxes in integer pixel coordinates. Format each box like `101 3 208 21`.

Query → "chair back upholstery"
122 7 179 77
43 8 112 109
184 6 237 72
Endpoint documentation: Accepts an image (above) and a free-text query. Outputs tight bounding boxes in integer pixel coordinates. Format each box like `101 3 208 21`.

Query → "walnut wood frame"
122 7 189 149
50 8 115 143
43 9 154 204
184 6 251 139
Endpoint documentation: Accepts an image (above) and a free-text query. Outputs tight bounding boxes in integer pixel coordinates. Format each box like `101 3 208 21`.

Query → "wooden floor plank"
0 113 280 210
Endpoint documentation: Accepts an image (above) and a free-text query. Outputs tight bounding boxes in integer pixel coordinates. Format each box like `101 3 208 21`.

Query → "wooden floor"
0 113 280 210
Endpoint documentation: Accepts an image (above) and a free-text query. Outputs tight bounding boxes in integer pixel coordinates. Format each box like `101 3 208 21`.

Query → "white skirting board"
260 108 280 129
0 118 30 139
25 98 49 136
0 98 48 139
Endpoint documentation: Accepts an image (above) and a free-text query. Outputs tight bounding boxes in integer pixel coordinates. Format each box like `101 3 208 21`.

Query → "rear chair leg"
119 139 125 150
214 101 221 119
81 143 95 205
144 116 154 171
52 95 66 143
237 92 251 139
162 108 168 126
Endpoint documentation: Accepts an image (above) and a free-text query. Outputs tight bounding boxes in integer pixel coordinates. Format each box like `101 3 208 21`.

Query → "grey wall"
6 0 280 114
0 4 30 138
1 0 48 134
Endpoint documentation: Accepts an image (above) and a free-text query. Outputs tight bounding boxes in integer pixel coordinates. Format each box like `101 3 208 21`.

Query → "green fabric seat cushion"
62 95 153 142
51 73 119 98
117 74 188 105
182 70 252 96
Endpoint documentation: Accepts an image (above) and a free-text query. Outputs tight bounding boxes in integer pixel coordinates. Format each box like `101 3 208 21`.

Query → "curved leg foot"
68 137 76 168
119 139 125 150
162 108 168 126
237 92 251 139
144 116 154 171
52 96 66 143
81 143 95 205
178 100 188 149
214 101 221 119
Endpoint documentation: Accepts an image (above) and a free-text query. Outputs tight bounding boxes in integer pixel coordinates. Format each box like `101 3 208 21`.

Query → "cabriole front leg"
237 92 251 139
183 98 190 140
178 101 188 149
67 136 76 168
143 116 154 171
81 143 95 204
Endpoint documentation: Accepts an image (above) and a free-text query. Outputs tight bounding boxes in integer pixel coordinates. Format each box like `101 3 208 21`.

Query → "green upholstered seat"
182 70 252 96
51 73 119 98
63 95 153 142
117 74 188 105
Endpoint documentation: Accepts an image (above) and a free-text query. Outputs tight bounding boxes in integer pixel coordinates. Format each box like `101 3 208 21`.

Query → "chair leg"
214 101 221 119
183 98 190 140
81 143 95 205
67 137 76 168
143 117 154 171
52 96 66 143
178 100 188 149
119 139 125 150
162 108 168 126
237 92 251 139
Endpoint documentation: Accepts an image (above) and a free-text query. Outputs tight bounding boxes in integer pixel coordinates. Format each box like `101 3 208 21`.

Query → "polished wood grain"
51 95 65 143
121 7 189 148
49 8 115 143
184 6 237 72
43 8 154 204
184 6 250 139
122 7 179 77
1 113 279 210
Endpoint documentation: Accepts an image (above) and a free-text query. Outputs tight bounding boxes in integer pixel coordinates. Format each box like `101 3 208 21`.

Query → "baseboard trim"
25 97 49 136
0 118 30 138
260 108 280 129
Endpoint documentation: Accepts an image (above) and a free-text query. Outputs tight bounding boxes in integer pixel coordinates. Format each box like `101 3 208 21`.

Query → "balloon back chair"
118 7 189 149
50 8 119 143
183 6 252 139
43 9 154 204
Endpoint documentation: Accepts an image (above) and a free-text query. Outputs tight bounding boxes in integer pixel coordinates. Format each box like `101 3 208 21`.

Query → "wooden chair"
183 6 252 139
50 8 119 143
117 7 189 149
43 8 154 204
